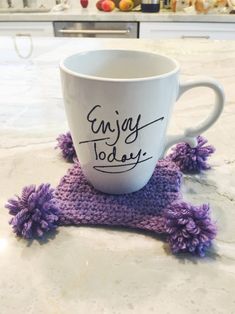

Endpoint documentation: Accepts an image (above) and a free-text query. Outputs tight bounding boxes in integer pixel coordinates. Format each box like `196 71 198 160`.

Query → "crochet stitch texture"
53 158 216 256
55 159 182 234
5 134 217 256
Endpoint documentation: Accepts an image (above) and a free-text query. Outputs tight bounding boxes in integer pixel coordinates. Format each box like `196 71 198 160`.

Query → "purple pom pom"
5 184 60 239
163 202 217 257
56 131 77 162
168 136 215 173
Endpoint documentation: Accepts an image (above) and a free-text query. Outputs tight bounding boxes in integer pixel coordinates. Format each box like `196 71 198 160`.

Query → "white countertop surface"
0 37 235 314
0 9 235 22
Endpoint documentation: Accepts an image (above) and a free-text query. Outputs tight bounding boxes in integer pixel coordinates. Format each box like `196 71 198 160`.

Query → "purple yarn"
55 159 182 233
54 160 216 256
4 160 217 256
5 184 59 239
5 131 218 256
168 136 215 173
56 131 77 162
163 202 217 257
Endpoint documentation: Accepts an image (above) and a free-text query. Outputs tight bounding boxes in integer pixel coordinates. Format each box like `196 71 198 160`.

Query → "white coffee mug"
60 49 224 194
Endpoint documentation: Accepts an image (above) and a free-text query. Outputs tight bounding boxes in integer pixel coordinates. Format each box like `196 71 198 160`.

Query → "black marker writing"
80 105 165 174
93 156 153 174
87 105 142 146
125 116 164 144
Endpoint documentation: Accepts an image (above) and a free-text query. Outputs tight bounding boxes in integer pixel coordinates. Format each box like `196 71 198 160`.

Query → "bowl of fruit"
96 0 140 11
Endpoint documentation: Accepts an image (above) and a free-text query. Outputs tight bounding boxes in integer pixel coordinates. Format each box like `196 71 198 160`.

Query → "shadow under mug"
60 49 224 194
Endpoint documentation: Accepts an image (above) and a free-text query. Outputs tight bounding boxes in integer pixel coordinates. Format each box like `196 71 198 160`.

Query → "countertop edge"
0 11 235 22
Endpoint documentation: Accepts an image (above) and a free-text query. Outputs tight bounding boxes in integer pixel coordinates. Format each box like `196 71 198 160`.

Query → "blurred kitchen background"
0 0 235 12
0 0 235 42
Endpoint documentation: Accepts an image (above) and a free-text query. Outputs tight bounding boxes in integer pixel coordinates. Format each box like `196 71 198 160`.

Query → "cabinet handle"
58 29 130 35
181 35 210 39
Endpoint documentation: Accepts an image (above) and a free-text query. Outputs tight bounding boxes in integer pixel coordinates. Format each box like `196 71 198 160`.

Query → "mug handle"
162 77 225 155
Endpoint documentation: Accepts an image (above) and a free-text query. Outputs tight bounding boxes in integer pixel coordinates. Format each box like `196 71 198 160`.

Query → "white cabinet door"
139 22 235 40
0 22 54 36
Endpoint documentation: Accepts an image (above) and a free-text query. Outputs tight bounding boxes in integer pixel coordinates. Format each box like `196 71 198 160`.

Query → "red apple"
96 0 104 10
101 0 115 11
80 0 88 7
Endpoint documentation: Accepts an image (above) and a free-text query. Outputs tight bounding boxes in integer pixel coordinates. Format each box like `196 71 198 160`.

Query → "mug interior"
61 49 179 81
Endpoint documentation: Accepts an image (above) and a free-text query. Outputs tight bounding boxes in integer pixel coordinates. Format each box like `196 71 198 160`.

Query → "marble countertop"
0 9 235 22
0 37 235 314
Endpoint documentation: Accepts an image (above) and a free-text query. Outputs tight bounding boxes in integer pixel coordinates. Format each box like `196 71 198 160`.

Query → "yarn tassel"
167 136 215 173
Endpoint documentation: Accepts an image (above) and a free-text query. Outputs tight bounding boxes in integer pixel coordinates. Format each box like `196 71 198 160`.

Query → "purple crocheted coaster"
5 131 217 256
5 143 217 256
55 159 182 234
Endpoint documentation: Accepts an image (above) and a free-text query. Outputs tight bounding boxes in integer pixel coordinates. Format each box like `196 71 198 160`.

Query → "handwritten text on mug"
79 105 164 174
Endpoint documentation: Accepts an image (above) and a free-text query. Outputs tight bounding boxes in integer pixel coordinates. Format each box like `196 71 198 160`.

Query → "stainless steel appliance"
53 21 138 38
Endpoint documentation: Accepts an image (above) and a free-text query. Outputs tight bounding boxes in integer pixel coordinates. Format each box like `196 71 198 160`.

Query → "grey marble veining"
0 37 235 314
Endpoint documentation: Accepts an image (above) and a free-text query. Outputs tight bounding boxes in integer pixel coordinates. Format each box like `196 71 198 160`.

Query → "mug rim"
60 48 180 82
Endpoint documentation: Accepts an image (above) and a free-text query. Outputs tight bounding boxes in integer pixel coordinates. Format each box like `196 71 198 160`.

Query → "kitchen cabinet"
0 21 53 36
1 20 235 40
139 22 235 40
53 21 138 38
